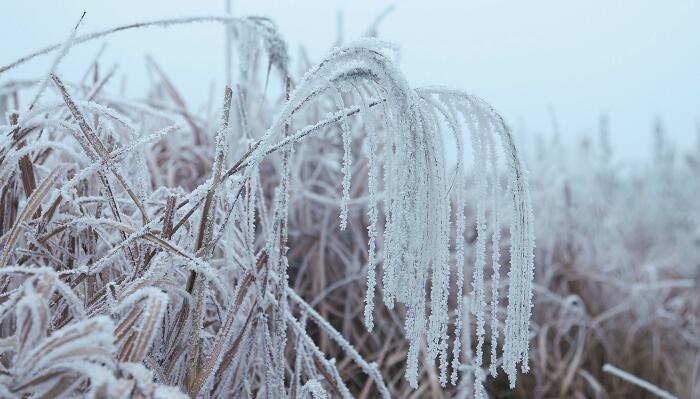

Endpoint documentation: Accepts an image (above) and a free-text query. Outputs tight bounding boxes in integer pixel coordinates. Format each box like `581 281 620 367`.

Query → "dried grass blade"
50 73 150 224
0 166 63 268
186 86 233 391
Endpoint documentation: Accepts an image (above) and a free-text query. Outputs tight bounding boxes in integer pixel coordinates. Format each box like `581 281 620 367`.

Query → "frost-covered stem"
188 272 258 398
0 167 63 269
199 86 232 255
50 75 140 270
287 288 391 399
328 80 352 230
451 176 467 383
486 128 502 377
51 74 150 225
1 16 247 75
423 102 451 385
418 89 535 390
24 13 84 114
469 111 488 370
159 99 386 253
602 364 678 399
287 316 353 399
417 91 469 386
357 85 379 331
187 86 232 275
495 114 535 387
270 76 294 396
256 99 385 163
186 86 232 393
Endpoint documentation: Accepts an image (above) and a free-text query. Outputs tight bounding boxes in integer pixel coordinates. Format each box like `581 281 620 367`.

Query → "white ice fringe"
236 41 535 391
415 88 535 388
18 33 539 395
357 84 380 331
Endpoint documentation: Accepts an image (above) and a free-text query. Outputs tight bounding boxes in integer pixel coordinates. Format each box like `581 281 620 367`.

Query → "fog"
2 1 698 161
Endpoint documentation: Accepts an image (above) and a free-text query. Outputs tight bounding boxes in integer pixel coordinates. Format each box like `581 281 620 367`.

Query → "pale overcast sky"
2 1 698 161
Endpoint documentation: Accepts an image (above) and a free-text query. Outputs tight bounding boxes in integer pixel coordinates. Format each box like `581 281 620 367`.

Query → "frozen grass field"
0 6 698 399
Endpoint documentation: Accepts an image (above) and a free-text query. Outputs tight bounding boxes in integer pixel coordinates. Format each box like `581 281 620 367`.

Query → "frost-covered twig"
603 364 679 399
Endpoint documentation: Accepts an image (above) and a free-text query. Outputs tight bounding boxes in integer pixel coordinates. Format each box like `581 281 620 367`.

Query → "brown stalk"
210 303 256 392
8 111 41 252
50 76 141 269
114 305 143 344
311 355 345 398
11 112 38 200
162 194 177 240
141 193 177 270
0 166 63 268
186 86 233 393
128 294 166 362
93 219 205 264
188 251 267 397
16 192 63 266
18 155 36 198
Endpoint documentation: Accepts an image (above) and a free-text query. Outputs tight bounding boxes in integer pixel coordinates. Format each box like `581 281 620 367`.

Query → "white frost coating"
417 88 535 390
237 38 455 388
419 92 468 386
357 84 379 331
232 43 536 391
328 80 352 231
14 271 56 358
468 104 489 371
490 106 535 387
422 99 451 386
300 379 330 399
486 123 502 377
